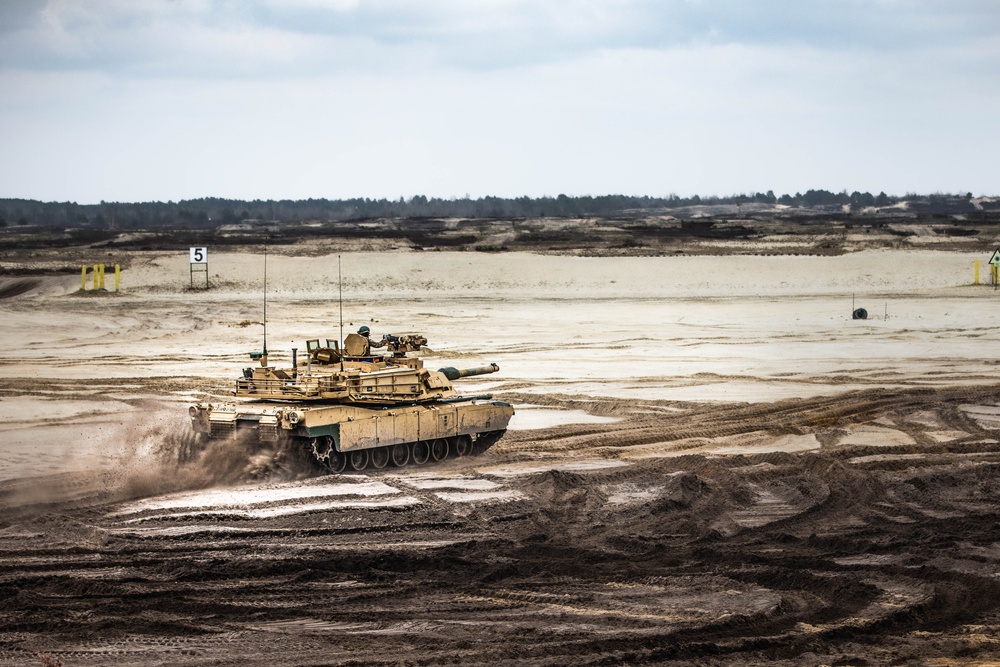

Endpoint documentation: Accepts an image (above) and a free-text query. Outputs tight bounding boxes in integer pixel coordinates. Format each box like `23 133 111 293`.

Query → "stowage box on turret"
188 331 514 472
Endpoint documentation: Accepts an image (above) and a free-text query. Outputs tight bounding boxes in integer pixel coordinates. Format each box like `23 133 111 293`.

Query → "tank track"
304 430 507 473
179 428 507 478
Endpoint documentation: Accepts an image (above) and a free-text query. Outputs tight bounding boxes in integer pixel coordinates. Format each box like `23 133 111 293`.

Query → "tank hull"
190 397 514 472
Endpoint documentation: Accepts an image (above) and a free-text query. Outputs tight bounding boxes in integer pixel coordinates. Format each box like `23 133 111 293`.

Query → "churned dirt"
3 227 1000 665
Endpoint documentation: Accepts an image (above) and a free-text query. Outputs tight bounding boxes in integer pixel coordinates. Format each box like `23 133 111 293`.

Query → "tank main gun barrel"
439 363 500 380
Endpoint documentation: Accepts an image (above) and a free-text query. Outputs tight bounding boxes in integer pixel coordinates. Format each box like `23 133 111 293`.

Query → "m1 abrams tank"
188 331 514 473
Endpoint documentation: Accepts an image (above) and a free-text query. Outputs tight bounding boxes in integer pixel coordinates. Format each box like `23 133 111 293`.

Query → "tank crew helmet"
358 325 371 337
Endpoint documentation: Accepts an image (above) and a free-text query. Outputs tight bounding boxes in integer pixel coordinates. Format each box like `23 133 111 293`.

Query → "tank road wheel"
327 449 347 473
390 443 410 467
411 441 430 466
349 449 370 471
453 434 474 458
430 438 449 462
370 447 390 470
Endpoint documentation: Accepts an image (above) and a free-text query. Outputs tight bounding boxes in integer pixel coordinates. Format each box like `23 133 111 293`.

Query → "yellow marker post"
81 265 87 291
98 264 106 290
92 264 99 290
974 259 980 285
115 264 120 292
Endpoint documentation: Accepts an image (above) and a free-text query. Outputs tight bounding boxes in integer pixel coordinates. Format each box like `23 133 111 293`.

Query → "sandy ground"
3 246 1000 665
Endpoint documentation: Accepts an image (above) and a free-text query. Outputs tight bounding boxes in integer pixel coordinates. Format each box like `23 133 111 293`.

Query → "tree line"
0 190 988 230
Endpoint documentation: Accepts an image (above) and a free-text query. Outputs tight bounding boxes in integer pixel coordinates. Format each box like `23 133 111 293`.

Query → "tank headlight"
287 411 302 424
189 406 198 417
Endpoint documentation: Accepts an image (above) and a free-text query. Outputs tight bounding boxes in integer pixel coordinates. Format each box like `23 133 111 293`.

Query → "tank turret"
188 332 514 474
233 335 499 406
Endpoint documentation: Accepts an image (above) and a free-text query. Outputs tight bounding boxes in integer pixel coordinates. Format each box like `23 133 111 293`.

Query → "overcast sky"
1 0 997 204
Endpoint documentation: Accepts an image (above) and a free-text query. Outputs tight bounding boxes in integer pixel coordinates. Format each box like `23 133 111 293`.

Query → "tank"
188 331 514 473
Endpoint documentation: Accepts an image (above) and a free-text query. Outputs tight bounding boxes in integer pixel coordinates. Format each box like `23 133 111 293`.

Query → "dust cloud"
0 406 314 521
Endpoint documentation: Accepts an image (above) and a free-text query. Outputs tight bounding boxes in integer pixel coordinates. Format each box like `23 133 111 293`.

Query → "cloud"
2 0 998 79
0 0 998 201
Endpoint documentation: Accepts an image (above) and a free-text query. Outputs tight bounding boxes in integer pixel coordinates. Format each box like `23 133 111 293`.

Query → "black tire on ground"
349 449 370 471
852 308 868 320
430 438 449 462
411 441 430 465
390 443 410 467
453 434 473 457
370 447 389 469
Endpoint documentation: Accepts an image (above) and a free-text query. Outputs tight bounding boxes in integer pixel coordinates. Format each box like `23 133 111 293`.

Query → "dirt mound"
517 468 605 507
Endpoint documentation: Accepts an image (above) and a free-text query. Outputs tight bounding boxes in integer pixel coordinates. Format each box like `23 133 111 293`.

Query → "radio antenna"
262 241 268 356
338 255 344 372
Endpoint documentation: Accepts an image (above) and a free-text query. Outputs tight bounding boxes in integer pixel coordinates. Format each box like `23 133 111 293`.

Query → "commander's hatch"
307 338 341 364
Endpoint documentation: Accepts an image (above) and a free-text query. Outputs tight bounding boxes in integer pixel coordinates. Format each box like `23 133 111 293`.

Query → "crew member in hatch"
357 325 387 355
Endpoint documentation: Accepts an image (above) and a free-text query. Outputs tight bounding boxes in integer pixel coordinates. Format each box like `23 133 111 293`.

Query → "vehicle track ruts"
5 384 1000 664
500 384 1000 456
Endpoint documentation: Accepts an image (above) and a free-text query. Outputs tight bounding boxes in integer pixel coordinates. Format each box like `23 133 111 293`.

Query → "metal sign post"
190 247 209 288
989 248 1000 290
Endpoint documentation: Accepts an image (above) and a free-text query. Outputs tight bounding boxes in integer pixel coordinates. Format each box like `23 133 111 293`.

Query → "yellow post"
993 265 998 286
92 264 99 290
81 265 87 291
974 259 980 285
98 264 106 290
115 264 120 292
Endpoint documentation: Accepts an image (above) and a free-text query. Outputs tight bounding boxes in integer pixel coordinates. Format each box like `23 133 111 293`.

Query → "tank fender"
301 424 343 450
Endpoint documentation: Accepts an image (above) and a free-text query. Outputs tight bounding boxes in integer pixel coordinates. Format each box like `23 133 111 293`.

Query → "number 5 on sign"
190 247 207 264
